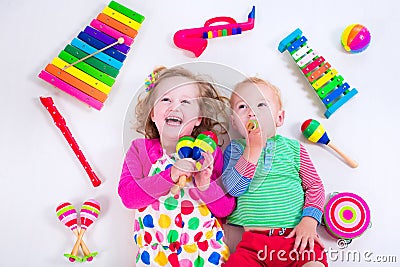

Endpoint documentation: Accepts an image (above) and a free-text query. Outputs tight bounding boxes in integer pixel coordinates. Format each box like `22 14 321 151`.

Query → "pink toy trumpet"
173 6 255 57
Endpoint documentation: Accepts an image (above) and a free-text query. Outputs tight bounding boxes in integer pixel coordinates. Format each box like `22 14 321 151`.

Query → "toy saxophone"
173 6 255 57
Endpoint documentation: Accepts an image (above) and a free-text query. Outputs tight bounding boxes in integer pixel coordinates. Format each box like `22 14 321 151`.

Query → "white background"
1 0 399 266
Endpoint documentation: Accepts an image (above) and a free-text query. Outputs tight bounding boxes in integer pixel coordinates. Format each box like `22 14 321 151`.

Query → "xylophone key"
108 1 145 23
90 19 133 46
312 69 338 90
71 38 123 69
308 62 331 83
58 50 115 87
292 44 311 61
302 56 325 75
45 64 108 103
317 75 344 100
39 71 104 110
52 57 112 94
83 26 130 54
78 32 127 62
288 36 307 53
297 51 318 68
322 82 350 106
97 13 138 39
102 6 142 31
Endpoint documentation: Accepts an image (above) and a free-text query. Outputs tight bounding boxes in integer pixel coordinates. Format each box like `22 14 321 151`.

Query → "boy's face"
230 82 284 140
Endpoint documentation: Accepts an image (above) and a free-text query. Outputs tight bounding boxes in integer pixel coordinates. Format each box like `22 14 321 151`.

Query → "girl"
118 66 235 266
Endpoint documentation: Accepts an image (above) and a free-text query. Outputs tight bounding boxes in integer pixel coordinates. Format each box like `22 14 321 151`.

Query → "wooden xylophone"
39 1 144 110
278 29 358 118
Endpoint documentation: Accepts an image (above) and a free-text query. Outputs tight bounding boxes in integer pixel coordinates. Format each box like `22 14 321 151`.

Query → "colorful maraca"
67 199 101 262
301 119 358 168
171 136 195 195
192 131 218 161
56 202 95 262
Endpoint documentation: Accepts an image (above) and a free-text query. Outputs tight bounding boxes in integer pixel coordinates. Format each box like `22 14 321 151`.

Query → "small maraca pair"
171 131 218 195
56 199 101 262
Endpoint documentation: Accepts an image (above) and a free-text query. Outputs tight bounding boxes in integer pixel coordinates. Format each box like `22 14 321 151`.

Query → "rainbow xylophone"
278 29 358 118
39 1 145 110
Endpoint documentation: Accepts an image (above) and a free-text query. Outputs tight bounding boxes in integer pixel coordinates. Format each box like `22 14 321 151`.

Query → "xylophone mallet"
63 37 125 70
301 119 358 168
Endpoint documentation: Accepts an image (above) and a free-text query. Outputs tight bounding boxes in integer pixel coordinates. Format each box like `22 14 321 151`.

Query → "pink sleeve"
299 144 325 213
196 147 236 218
118 140 174 209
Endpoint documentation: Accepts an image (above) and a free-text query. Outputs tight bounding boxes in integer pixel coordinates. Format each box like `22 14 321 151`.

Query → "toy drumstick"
67 199 101 262
170 136 195 195
63 37 125 70
40 97 101 187
246 119 258 131
56 202 97 262
301 119 358 168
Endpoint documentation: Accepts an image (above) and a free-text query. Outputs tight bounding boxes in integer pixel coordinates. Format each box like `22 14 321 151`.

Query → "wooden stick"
70 229 86 257
71 228 90 256
327 142 358 168
171 175 186 195
63 37 125 70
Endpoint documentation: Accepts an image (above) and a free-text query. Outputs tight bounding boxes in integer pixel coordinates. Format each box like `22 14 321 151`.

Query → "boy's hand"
170 158 196 183
194 151 213 191
243 128 263 164
286 216 325 253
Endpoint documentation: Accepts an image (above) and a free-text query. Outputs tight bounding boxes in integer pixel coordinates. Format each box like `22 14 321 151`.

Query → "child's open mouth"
165 116 183 126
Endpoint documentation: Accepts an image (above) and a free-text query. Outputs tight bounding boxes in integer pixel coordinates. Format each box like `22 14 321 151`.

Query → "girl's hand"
170 158 196 183
286 216 325 253
194 151 213 191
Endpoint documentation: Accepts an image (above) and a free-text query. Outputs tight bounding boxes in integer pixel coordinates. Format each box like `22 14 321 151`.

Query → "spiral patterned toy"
324 192 371 240
341 24 371 53
301 119 358 168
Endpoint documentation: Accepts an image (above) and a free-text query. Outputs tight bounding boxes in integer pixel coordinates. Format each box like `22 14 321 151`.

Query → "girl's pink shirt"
118 138 235 218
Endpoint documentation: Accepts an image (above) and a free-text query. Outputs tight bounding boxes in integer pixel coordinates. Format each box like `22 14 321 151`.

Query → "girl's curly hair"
135 66 229 143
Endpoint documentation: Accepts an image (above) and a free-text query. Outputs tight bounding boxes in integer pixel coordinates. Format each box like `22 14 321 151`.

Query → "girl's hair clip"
144 71 158 92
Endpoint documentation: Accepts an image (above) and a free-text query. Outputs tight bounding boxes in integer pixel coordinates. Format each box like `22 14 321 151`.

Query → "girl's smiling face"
151 76 202 143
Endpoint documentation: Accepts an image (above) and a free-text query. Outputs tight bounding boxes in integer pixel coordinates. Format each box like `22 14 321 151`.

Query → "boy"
222 78 328 267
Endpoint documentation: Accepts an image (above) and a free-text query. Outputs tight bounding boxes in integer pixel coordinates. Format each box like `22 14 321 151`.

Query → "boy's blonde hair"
135 66 229 141
232 77 283 109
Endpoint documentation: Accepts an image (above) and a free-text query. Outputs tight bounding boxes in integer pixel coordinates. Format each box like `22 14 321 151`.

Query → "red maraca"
171 136 195 195
56 202 94 262
67 199 101 262
301 119 358 168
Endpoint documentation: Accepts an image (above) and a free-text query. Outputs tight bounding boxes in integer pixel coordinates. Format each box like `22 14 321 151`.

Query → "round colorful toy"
324 192 371 241
341 24 371 53
66 199 100 262
171 136 195 195
301 119 358 168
